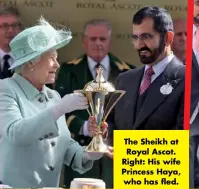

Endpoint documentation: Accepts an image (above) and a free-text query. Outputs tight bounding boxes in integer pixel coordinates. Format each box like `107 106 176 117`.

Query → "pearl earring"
31 68 34 72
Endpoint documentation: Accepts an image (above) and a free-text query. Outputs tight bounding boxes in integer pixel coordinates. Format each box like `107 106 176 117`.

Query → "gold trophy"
74 66 125 154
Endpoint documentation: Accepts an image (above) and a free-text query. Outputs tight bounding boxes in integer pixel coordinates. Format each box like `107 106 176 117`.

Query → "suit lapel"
192 51 199 75
124 67 144 129
133 58 183 129
108 53 133 85
109 61 121 86
191 51 199 114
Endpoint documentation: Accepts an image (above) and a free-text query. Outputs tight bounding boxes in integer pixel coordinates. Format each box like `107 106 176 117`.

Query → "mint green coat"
0 73 93 187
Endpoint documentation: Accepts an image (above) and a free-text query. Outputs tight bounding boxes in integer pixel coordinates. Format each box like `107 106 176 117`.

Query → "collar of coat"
12 73 54 101
66 53 132 71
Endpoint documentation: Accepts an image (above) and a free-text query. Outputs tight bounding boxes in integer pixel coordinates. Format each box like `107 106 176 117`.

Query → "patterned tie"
139 66 154 95
195 27 199 52
2 54 12 79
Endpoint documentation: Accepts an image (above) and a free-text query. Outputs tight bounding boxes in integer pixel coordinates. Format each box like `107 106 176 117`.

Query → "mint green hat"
9 17 72 70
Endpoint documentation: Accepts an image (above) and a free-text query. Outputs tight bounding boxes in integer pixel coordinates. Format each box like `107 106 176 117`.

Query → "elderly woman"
0 18 103 187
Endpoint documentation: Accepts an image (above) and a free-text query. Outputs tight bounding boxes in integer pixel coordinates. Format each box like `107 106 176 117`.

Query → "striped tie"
139 66 154 95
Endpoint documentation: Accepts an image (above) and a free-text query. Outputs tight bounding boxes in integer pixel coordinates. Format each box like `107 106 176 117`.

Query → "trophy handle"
86 108 92 117
103 90 126 122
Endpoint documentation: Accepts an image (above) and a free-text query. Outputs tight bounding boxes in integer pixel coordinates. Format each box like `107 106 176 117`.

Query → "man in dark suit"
55 18 135 188
0 6 22 79
106 6 184 147
190 1 199 188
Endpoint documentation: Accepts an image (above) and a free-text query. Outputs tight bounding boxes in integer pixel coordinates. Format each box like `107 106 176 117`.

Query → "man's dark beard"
138 38 165 65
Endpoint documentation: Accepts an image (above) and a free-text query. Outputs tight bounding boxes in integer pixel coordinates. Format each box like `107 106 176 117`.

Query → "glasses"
131 33 154 43
0 22 22 30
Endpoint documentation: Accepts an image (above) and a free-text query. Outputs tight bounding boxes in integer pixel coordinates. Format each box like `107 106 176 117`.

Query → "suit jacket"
0 74 93 187
55 53 135 145
190 51 199 136
107 57 185 144
190 51 199 188
191 52 199 114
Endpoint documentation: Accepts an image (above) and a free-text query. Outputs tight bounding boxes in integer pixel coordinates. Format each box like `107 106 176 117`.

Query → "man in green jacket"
55 18 135 188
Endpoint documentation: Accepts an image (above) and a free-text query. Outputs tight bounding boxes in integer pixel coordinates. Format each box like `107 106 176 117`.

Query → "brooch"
47 91 53 99
160 82 173 95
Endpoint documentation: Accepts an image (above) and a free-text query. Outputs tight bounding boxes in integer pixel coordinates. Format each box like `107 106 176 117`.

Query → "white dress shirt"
87 55 110 81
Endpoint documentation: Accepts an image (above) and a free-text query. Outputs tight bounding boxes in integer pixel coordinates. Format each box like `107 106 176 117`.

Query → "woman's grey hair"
14 47 56 73
14 56 41 74
83 18 112 36
14 65 23 74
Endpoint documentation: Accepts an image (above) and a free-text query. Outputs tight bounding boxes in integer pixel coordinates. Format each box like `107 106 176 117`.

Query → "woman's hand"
61 93 88 113
51 93 88 120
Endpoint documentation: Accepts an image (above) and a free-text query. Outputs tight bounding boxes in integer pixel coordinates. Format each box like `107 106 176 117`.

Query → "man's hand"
106 146 113 159
87 116 108 138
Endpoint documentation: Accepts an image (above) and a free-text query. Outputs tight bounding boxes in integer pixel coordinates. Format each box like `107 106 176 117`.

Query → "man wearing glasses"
106 6 185 146
0 7 23 79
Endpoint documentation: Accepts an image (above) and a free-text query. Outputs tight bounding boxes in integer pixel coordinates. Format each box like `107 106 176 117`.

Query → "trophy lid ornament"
83 66 115 94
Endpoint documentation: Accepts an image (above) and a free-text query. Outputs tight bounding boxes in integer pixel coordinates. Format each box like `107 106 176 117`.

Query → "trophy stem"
75 67 126 155
84 132 108 152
